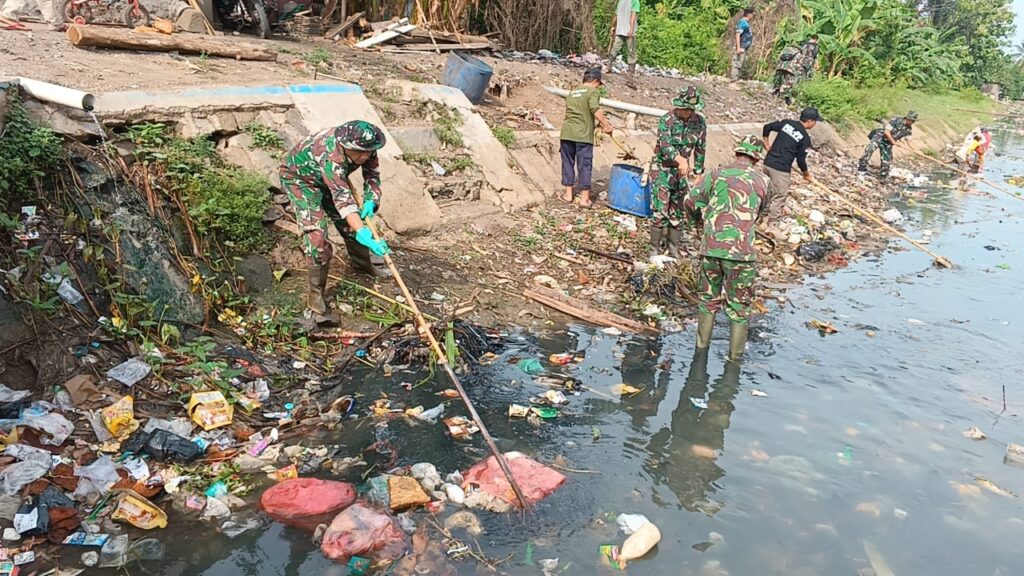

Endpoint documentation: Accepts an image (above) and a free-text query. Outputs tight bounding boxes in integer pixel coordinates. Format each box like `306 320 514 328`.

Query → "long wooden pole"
898 143 1024 203
809 181 954 269
347 185 530 510
950 108 1021 118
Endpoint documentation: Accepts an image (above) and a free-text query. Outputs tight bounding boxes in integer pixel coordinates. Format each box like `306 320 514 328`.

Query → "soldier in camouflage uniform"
683 135 770 361
650 86 707 258
279 120 392 323
858 111 917 180
772 46 802 104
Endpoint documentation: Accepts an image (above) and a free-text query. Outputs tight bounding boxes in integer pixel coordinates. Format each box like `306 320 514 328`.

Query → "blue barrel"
607 164 652 217
441 52 493 104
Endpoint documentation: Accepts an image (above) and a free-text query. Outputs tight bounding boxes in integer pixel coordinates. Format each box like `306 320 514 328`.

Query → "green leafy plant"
0 93 63 211
243 122 284 151
402 152 439 166
491 125 516 148
303 47 333 70
433 105 464 148
446 156 475 173
183 167 271 251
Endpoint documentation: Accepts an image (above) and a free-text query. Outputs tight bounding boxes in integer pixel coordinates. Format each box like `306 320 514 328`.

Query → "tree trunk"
65 24 277 61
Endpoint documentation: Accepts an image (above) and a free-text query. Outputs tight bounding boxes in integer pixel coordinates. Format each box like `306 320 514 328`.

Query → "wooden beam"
324 10 363 39
523 286 658 335
380 42 491 52
66 24 277 60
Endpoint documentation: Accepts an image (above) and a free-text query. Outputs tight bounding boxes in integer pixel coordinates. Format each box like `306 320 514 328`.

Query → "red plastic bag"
320 504 409 563
462 451 566 507
260 478 356 532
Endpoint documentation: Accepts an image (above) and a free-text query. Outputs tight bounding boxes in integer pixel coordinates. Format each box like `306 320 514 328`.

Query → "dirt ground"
0 23 966 338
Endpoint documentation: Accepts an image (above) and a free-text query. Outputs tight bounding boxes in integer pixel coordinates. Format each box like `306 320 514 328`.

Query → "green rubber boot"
728 322 748 362
696 312 714 349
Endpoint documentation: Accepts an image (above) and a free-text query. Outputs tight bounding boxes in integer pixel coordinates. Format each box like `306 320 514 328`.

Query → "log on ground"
65 24 277 61
523 286 659 335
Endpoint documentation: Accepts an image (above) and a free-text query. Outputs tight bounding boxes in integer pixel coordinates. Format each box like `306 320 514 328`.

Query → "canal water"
155 131 1024 575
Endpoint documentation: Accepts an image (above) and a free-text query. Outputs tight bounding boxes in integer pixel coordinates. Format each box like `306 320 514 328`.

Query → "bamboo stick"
809 180 954 269
899 143 1024 203
348 185 530 510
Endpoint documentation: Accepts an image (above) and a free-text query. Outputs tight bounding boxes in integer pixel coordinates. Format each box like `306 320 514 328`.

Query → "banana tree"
799 0 885 77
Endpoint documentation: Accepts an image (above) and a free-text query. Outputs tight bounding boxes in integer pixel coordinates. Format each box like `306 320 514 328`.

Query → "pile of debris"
350 17 495 53
498 49 694 79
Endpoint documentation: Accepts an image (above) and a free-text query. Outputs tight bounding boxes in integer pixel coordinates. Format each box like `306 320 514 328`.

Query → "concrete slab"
95 85 295 122
395 81 543 212
289 83 440 236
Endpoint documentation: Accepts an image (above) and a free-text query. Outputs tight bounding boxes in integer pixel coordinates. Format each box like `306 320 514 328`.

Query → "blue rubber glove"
355 226 390 256
359 199 376 220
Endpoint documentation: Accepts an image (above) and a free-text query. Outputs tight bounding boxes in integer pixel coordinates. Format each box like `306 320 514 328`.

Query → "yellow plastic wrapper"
101 396 140 439
112 491 168 529
187 391 234 431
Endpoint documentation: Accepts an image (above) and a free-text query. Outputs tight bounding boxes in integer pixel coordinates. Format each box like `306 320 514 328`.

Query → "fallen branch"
523 286 659 335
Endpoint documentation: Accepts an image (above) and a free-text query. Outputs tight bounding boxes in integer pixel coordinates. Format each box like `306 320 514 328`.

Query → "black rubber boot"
342 234 392 278
666 227 682 259
649 225 665 256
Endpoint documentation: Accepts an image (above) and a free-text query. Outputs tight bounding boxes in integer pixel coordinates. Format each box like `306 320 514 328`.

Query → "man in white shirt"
609 0 640 75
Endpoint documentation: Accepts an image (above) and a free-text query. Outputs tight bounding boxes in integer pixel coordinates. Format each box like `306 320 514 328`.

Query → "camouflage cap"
734 135 766 160
672 86 705 111
905 111 919 122
338 120 386 152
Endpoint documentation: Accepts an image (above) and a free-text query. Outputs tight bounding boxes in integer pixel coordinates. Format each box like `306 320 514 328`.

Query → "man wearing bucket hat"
650 86 708 258
683 136 770 361
279 120 392 324
858 111 918 180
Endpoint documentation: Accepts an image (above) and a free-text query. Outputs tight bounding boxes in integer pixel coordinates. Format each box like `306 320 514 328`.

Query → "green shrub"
243 122 284 151
635 5 727 73
433 106 464 148
793 78 886 126
0 93 63 211
491 125 516 148
446 156 475 173
120 123 270 252
184 167 270 252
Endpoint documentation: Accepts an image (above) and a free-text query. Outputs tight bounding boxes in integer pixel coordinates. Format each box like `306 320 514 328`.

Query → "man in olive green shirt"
609 0 640 75
560 68 613 207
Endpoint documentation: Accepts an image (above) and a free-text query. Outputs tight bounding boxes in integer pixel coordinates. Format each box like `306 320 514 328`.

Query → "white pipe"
545 86 667 118
17 77 95 111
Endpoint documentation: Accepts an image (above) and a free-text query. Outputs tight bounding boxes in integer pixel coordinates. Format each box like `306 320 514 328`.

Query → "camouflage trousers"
773 71 796 100
650 168 687 228
698 256 757 324
282 176 351 266
858 137 893 178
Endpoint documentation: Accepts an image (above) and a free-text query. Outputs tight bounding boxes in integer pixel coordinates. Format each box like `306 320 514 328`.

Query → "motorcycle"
214 0 270 38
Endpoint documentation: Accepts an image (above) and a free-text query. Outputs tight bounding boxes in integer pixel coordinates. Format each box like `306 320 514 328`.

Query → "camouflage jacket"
683 160 769 262
654 111 707 174
871 117 913 144
280 126 382 218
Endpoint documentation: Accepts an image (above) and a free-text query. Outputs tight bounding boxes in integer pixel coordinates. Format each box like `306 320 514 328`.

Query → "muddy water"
151 131 1024 576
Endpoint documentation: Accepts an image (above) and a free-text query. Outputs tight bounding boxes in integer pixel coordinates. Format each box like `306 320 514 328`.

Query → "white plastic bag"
615 513 651 535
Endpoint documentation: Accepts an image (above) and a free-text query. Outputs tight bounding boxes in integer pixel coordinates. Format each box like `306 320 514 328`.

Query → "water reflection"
644 349 742 513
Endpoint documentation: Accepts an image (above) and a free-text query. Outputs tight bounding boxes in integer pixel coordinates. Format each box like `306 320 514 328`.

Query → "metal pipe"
17 77 95 111
545 86 666 118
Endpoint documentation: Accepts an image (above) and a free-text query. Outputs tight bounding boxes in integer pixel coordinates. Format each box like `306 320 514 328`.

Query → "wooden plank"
407 28 491 45
354 21 416 48
380 42 491 52
324 10 363 38
523 286 658 335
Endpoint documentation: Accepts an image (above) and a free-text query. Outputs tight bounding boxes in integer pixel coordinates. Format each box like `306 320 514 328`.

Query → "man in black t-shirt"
761 108 819 221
